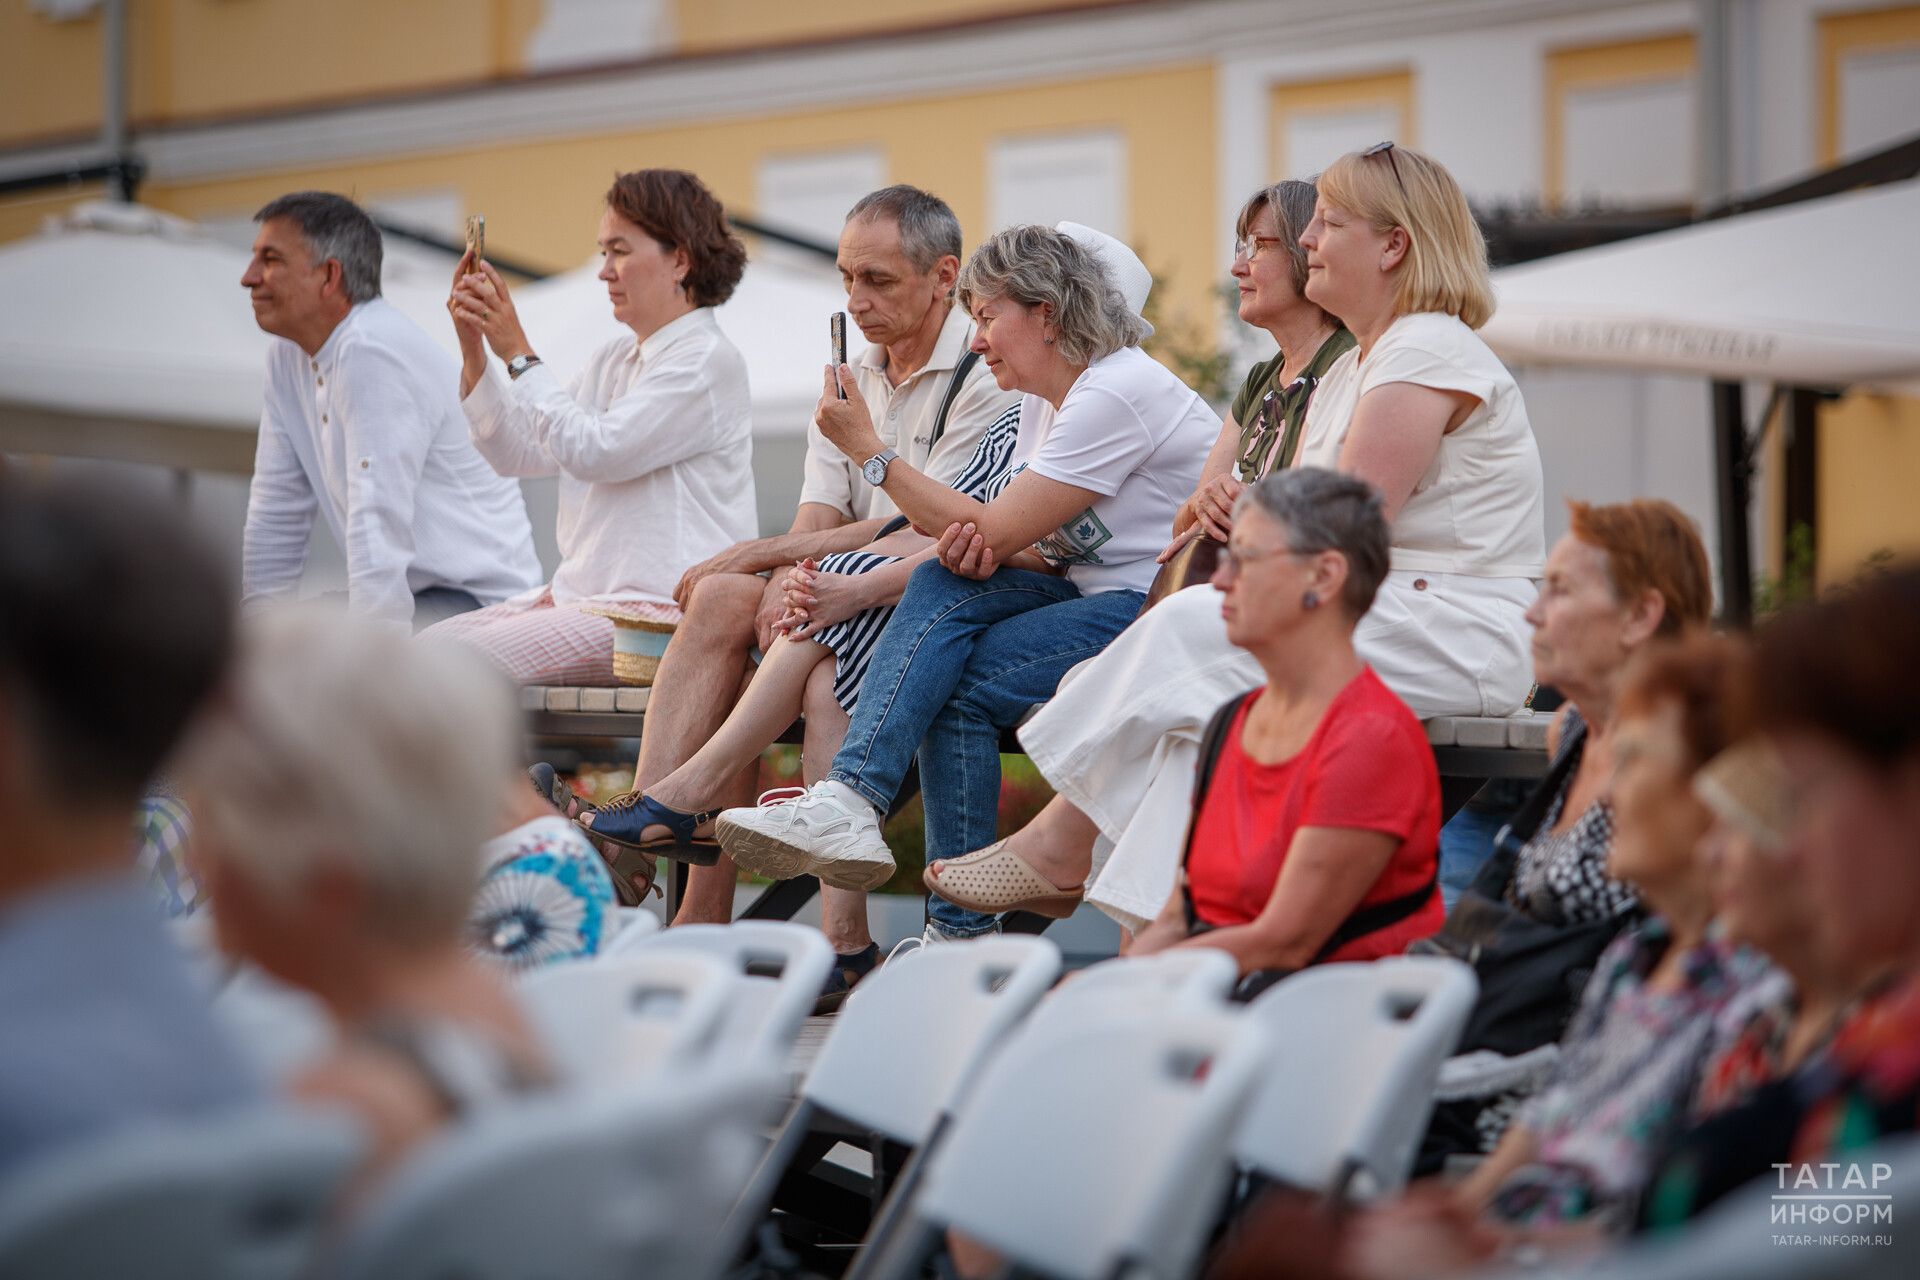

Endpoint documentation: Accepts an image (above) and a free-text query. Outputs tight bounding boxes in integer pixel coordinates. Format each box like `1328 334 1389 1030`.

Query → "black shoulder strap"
1180 691 1259 932
1471 711 1588 899
928 350 982 451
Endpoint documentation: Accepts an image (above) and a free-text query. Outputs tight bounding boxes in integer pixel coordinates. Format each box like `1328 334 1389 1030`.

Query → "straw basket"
581 606 677 687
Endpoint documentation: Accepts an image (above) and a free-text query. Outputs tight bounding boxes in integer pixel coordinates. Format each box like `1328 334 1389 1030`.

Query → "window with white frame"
755 149 887 250
1560 77 1696 206
1838 43 1920 161
988 130 1128 239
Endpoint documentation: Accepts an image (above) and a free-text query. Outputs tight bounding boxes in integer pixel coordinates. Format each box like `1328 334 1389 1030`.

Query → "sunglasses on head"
1364 140 1408 195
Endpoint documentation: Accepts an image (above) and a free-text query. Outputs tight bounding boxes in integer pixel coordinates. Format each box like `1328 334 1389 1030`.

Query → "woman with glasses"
930 145 1545 934
1165 179 1353 560
1126 468 1445 975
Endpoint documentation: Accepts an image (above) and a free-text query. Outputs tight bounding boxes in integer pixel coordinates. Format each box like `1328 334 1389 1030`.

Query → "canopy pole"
1711 380 1754 625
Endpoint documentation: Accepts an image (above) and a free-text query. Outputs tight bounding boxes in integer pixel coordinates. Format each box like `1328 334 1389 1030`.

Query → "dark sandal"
528 762 591 820
582 792 722 867
811 942 880 1016
599 842 663 908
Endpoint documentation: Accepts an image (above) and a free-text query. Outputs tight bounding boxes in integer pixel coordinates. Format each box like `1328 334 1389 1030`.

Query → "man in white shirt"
624 186 1017 940
239 191 542 627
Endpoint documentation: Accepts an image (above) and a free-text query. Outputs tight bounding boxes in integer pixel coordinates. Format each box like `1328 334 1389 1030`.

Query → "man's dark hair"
846 185 964 273
0 474 236 809
253 191 384 303
605 169 747 307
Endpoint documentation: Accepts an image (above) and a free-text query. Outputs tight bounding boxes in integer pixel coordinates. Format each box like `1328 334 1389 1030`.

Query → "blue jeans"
1437 801 1513 910
827 562 1146 937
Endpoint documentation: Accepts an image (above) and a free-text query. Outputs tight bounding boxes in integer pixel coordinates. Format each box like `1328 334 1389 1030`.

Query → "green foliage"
1141 267 1239 406
1753 524 1898 618
1752 522 1816 617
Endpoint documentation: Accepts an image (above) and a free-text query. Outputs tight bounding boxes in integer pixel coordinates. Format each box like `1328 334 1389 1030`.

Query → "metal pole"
1711 380 1753 625
1696 0 1733 207
101 0 133 201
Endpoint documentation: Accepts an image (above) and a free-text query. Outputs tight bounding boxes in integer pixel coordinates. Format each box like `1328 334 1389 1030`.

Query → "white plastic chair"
515 949 738 1085
0 1105 362 1280
609 920 834 1069
331 1070 772 1280
1236 956 1479 1201
1049 948 1239 1010
861 995 1275 1280
610 906 662 943
721 935 1063 1268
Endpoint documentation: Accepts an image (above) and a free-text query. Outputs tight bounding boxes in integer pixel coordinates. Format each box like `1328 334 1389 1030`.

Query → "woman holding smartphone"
426 168 754 687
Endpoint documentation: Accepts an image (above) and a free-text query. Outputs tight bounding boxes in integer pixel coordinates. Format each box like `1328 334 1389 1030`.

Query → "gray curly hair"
956 225 1147 366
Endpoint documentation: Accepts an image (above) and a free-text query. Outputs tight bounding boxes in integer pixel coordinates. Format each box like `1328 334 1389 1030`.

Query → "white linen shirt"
799 303 1017 521
241 299 542 624
462 306 756 608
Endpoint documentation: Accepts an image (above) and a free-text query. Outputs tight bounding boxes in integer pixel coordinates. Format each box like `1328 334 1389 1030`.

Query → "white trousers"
1018 572 1535 932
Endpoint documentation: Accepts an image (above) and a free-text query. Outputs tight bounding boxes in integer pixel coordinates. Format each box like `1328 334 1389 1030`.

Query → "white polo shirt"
798 303 1018 521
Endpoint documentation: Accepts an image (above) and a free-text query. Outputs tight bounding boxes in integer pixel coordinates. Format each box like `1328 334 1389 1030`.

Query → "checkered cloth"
421 587 679 686
133 794 200 917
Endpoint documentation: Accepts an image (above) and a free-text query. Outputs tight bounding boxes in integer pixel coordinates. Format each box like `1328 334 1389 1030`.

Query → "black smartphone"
830 312 847 399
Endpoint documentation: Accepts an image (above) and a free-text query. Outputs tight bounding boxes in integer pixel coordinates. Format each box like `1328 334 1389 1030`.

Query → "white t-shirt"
1010 346 1218 595
1301 312 1545 579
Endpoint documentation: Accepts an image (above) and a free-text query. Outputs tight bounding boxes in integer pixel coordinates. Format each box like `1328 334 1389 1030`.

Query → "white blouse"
1302 311 1545 580
462 307 757 608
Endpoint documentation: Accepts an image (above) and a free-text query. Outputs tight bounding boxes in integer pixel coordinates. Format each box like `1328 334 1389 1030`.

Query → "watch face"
863 457 887 485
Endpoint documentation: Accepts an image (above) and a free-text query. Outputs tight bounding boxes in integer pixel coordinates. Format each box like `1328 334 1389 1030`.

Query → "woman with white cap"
713 222 1218 942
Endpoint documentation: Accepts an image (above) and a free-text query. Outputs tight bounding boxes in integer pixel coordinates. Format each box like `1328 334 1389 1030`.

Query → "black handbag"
1409 713 1639 1058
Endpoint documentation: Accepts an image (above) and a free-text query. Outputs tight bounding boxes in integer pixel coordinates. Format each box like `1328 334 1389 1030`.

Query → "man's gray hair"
956 225 1147 366
185 608 519 946
253 191 384 303
1236 467 1391 617
845 184 963 273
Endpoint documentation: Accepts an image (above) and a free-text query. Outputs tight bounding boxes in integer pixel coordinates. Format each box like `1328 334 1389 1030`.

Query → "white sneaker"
716 781 897 891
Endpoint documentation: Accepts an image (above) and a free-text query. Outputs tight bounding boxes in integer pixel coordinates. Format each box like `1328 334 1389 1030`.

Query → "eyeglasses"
1232 234 1287 264
1364 140 1408 195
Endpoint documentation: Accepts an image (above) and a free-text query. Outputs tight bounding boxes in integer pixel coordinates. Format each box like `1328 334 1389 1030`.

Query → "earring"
1302 590 1320 611
1043 334 1055 345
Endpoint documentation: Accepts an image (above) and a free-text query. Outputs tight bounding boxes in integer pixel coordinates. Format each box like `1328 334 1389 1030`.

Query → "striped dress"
814 404 1022 711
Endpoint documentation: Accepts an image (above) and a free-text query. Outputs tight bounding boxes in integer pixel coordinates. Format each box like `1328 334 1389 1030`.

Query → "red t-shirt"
1185 666 1444 962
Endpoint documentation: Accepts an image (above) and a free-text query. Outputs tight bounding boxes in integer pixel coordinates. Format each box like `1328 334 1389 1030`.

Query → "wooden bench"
521 686 1552 781
523 687 1552 923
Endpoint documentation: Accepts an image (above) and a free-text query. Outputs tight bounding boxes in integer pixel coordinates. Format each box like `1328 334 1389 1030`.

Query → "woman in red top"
1130 466 1444 975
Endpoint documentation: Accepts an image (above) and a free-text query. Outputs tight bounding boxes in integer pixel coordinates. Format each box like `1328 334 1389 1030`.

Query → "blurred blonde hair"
187 607 520 946
1315 144 1495 329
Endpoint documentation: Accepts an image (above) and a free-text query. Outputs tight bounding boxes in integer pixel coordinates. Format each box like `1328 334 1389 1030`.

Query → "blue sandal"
811 942 880 1015
583 792 721 868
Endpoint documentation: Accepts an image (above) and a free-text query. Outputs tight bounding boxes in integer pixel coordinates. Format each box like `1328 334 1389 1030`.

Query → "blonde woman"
930 144 1546 934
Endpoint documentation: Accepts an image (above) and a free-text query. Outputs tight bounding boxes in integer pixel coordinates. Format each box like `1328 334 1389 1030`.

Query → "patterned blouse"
1486 918 1782 1230
1506 707 1640 926
1641 968 1920 1232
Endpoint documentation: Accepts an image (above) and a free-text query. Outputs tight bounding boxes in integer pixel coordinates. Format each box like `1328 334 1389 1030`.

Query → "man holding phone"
239 191 541 627
629 185 1016 947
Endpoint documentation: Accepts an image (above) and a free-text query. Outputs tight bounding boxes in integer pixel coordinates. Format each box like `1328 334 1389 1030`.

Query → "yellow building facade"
4 0 1918 591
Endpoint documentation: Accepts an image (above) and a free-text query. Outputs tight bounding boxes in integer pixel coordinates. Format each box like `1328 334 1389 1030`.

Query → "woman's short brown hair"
1315 144 1495 329
1234 179 1322 298
1755 562 1920 770
1567 498 1714 638
1616 632 1752 771
604 169 746 307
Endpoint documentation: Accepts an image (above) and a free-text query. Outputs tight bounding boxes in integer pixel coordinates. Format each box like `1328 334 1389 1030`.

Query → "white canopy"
0 202 845 456
1482 180 1920 392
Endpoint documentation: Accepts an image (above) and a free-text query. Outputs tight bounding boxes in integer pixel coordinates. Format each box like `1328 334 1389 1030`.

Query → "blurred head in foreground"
0 471 234 897
1750 563 1920 980
187 609 519 987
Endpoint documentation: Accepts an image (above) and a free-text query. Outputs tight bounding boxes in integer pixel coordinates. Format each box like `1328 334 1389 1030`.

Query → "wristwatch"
861 448 900 487
507 354 543 381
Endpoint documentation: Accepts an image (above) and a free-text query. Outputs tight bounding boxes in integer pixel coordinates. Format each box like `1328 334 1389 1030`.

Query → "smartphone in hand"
830 312 847 400
465 214 485 266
